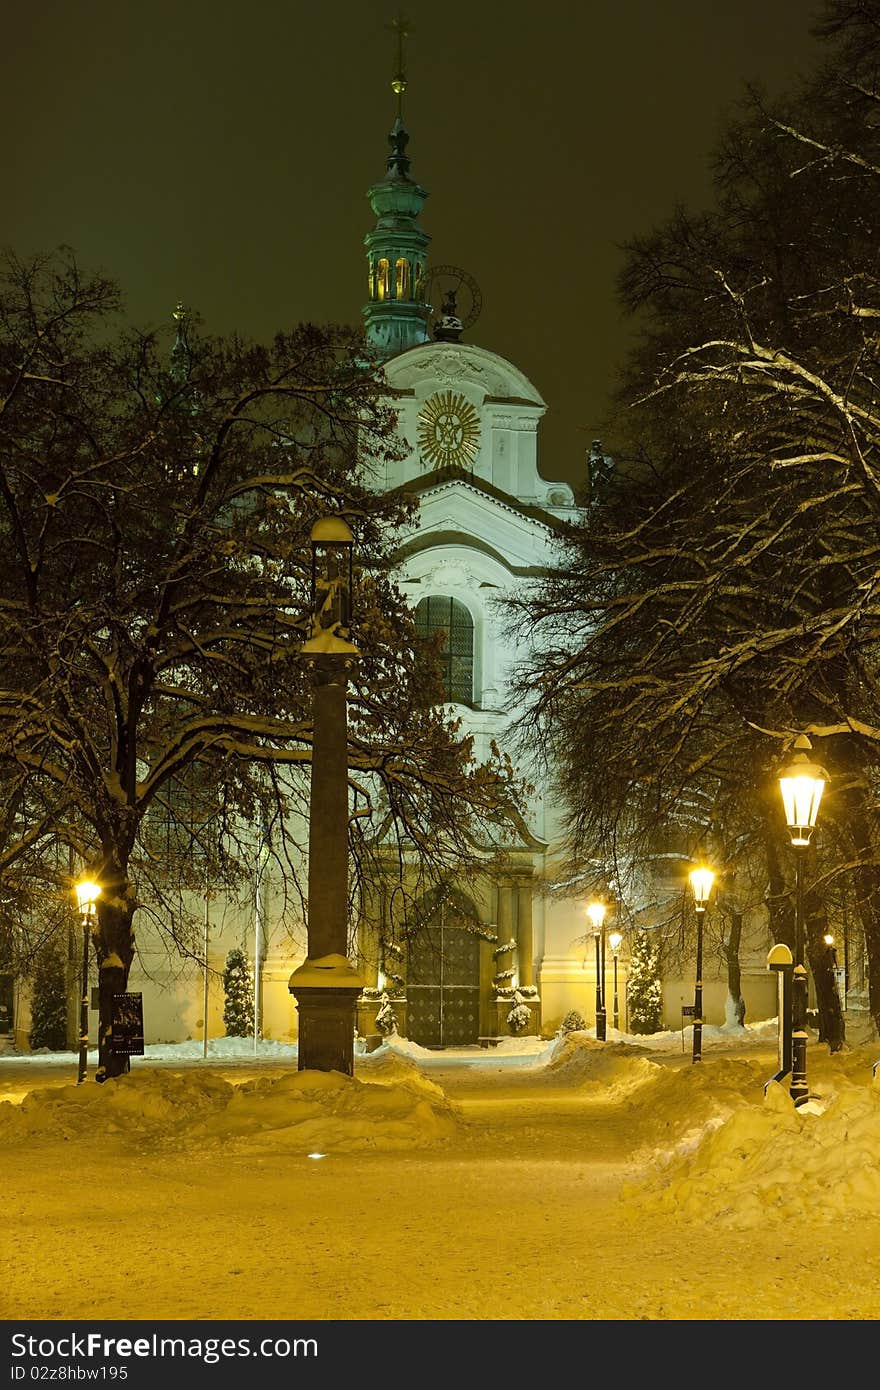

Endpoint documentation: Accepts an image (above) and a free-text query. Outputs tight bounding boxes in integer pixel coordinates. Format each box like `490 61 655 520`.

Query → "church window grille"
415 595 474 705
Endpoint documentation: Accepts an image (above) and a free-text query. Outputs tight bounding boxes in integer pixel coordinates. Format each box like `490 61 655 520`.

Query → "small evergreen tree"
627 931 662 1034
560 1009 587 1035
507 990 531 1035
375 992 398 1036
29 943 68 1051
222 948 254 1037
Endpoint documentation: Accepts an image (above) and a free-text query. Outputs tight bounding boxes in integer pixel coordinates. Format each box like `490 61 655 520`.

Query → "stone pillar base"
290 987 361 1076
493 996 541 1038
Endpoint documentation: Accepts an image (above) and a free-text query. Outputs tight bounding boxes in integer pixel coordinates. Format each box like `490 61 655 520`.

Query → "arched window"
414 263 424 302
376 258 390 301
395 257 411 300
415 595 474 705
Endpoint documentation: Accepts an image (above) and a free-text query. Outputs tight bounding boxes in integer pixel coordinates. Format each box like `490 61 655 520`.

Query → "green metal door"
407 919 480 1047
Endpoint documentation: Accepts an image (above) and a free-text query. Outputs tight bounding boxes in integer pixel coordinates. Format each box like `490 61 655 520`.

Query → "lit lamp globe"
688 866 715 913
75 880 101 917
608 930 623 954
778 735 827 846
586 902 606 933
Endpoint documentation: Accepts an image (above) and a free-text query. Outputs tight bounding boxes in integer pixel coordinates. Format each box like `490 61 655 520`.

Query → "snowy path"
4 1036 880 1322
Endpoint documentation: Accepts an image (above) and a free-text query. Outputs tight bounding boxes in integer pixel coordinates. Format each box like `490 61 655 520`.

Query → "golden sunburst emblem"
417 390 481 470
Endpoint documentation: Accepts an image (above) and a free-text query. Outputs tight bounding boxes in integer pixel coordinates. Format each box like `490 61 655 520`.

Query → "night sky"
3 1 823 488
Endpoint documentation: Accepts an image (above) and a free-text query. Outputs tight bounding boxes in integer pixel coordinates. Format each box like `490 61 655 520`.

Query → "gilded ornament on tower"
417 390 481 469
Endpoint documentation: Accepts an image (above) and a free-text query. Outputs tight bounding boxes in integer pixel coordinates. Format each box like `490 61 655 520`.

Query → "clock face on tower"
417 390 481 470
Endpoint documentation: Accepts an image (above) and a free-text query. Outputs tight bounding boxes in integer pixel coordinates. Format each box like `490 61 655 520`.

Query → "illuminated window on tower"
415 596 474 705
377 258 390 301
395 258 411 299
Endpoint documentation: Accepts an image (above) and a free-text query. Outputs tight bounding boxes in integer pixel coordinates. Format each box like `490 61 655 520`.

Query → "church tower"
362 22 431 360
356 26 589 1049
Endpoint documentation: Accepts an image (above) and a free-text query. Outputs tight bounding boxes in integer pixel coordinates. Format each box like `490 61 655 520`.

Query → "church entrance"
407 904 481 1048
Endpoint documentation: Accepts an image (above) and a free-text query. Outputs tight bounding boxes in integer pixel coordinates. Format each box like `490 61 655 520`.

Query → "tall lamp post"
824 932 842 1018
778 734 827 1107
288 517 364 1075
586 901 606 1040
608 930 623 1032
688 865 715 1064
74 879 101 1084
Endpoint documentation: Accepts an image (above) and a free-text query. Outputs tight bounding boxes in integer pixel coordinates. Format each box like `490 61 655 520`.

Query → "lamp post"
688 865 714 1064
778 734 827 1108
74 879 101 1084
288 517 364 1075
824 931 842 1025
586 901 606 1040
608 930 623 1032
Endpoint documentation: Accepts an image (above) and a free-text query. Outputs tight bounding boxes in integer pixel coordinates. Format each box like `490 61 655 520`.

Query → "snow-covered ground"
3 1019 879 1321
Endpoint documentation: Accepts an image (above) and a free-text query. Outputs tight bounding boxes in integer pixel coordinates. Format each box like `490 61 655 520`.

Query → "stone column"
516 877 534 988
497 880 515 971
306 669 349 961
289 657 362 1076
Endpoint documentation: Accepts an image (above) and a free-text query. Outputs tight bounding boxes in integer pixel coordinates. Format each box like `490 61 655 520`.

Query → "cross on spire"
170 300 191 384
389 14 411 118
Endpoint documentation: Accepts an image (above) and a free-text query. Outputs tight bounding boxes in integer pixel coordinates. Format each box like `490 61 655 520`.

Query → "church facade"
351 98 629 1045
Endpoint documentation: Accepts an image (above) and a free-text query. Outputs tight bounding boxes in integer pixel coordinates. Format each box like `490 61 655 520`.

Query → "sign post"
681 1003 695 1054
764 943 793 1094
111 992 145 1058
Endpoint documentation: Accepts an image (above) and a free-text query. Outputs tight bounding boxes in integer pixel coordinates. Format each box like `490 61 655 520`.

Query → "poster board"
111 991 145 1056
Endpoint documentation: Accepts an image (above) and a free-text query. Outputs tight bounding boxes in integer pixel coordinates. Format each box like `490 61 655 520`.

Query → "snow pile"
0 1068 235 1143
364 1033 438 1060
5 1035 299 1066
355 1045 449 1102
0 1060 455 1153
538 1035 778 1153
492 1035 549 1056
144 1035 298 1062
192 1062 455 1152
542 1032 661 1096
626 1060 880 1227
620 1055 772 1154
608 1017 779 1054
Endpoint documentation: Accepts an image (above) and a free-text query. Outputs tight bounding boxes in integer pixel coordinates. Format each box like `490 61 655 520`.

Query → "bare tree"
509 0 880 1037
0 249 524 1076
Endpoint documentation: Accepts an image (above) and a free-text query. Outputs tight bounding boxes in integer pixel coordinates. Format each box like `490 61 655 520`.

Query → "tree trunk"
722 908 746 1027
764 828 795 949
805 877 845 1052
841 807 880 1039
821 742 880 1038
93 861 137 1082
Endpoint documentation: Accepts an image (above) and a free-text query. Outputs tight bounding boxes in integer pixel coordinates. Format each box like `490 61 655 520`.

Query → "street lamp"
608 930 623 1031
586 901 606 1040
74 879 101 1084
688 865 714 1064
778 733 828 1107
288 517 364 1075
